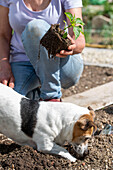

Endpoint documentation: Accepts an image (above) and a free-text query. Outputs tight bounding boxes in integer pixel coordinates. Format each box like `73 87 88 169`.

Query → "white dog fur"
0 83 96 162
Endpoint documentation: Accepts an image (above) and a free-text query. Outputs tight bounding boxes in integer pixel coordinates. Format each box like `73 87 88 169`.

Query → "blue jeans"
11 19 84 100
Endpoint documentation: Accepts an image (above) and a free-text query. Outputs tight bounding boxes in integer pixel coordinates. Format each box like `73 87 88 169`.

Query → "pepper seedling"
62 12 85 40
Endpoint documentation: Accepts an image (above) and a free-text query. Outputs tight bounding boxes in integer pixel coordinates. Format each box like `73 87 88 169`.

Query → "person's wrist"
0 58 9 63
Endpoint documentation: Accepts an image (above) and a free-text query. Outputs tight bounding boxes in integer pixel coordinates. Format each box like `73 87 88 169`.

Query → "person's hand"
56 34 85 58
0 60 15 88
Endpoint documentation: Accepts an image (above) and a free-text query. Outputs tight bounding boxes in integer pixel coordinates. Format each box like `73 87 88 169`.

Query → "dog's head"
71 106 97 158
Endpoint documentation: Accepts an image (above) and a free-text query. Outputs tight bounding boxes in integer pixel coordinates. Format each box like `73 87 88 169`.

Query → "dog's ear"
78 119 97 132
88 106 95 119
87 106 93 110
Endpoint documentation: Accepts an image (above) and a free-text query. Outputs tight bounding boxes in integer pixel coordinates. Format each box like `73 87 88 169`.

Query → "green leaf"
73 26 80 40
63 32 68 39
71 21 76 27
75 18 85 26
65 12 73 22
78 25 84 35
63 12 85 40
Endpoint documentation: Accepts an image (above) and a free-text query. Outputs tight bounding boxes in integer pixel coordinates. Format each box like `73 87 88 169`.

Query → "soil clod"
40 24 71 58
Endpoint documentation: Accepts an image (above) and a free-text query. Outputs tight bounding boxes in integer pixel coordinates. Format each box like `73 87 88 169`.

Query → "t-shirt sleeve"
62 0 83 9
0 0 9 8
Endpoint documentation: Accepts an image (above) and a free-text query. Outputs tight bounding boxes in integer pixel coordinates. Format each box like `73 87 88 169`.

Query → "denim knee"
21 19 51 69
62 69 83 89
25 19 50 39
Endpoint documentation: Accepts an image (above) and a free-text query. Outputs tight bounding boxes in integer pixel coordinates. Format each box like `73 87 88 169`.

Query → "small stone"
12 164 15 170
105 159 107 163
105 165 108 169
82 162 85 166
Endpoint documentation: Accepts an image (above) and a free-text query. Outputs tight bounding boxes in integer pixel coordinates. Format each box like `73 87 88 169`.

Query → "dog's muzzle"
72 143 89 159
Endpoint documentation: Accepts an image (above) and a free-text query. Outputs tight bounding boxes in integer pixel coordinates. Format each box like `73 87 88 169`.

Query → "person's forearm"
0 34 14 88
0 6 14 87
71 31 85 54
0 6 12 62
0 35 11 62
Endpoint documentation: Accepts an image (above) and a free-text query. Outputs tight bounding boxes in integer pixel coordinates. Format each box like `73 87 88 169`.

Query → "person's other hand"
0 60 15 88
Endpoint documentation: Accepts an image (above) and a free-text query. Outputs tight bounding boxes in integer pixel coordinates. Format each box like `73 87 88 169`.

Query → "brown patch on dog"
72 114 97 143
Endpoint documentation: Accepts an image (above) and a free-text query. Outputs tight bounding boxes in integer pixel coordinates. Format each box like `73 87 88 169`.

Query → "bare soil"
0 65 113 170
62 65 113 98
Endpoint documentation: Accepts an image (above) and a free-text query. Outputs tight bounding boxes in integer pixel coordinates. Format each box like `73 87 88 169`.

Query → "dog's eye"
84 137 89 141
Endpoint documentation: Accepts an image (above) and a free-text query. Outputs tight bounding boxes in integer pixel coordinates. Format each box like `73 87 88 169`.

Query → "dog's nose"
83 149 89 156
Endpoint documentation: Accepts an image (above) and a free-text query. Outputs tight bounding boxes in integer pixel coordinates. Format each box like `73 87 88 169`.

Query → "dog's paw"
70 157 77 162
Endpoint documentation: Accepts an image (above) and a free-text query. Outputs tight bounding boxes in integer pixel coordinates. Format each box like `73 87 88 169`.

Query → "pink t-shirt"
0 0 82 62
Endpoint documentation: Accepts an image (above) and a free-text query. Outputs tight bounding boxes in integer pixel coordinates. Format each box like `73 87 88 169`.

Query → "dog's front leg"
39 142 76 162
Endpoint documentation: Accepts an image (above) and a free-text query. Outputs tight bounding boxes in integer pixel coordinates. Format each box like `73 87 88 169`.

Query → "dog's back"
0 83 89 139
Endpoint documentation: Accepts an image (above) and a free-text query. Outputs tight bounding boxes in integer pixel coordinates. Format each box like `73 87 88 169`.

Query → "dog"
0 83 97 162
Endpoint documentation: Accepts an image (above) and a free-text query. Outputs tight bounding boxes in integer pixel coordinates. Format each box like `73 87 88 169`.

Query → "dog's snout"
72 142 89 159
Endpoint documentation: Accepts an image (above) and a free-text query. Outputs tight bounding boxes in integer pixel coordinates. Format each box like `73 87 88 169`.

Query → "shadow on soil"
0 143 20 154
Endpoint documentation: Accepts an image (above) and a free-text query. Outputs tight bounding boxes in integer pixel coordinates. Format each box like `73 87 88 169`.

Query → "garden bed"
0 65 113 169
62 65 113 98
